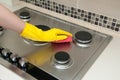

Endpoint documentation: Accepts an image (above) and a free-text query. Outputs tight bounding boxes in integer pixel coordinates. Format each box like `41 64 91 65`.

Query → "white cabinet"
0 64 24 80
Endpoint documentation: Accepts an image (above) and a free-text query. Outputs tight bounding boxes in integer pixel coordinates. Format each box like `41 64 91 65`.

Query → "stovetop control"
0 26 5 36
0 47 58 80
1 48 12 60
18 57 29 71
10 53 20 63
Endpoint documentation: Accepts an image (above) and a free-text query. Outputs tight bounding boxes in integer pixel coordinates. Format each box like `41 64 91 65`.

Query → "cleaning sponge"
53 36 72 43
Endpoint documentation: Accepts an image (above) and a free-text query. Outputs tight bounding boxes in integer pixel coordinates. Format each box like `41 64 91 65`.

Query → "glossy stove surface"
0 7 112 80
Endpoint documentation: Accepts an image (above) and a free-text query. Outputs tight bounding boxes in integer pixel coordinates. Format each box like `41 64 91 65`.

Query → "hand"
20 22 72 42
42 28 72 42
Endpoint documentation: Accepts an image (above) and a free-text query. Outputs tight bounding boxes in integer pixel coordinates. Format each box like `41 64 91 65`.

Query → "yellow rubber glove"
20 22 72 42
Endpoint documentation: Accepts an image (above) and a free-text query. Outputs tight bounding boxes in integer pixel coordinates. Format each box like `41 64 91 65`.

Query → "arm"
0 4 24 33
0 4 72 42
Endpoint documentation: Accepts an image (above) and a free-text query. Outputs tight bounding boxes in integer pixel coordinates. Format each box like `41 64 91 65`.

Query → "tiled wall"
20 0 120 32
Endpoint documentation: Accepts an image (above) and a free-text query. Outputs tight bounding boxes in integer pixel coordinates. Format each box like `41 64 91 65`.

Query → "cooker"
0 7 112 80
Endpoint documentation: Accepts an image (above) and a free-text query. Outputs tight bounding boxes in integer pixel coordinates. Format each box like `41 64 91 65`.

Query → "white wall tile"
0 0 13 5
77 0 120 20
51 0 120 20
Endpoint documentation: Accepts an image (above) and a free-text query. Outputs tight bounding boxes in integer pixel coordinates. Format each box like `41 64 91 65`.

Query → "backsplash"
20 0 120 32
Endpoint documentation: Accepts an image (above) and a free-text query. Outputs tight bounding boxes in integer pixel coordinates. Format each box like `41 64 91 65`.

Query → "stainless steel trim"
0 58 37 80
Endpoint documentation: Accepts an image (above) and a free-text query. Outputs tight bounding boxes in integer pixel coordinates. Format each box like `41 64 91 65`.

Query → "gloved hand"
20 22 72 42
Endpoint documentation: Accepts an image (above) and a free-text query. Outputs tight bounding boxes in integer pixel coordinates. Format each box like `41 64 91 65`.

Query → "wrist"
18 21 26 34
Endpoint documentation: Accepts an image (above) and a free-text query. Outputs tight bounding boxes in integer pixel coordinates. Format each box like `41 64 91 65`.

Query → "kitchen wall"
52 0 120 20
0 0 12 5
0 0 20 6
78 0 120 20
20 0 120 32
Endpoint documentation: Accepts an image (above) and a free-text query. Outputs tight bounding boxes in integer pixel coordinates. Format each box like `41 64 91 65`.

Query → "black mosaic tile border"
20 0 120 32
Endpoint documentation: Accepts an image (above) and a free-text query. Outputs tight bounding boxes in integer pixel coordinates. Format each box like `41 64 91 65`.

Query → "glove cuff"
20 22 33 37
20 22 43 41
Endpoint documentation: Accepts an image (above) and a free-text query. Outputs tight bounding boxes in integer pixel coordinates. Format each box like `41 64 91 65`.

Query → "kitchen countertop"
1 1 120 80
